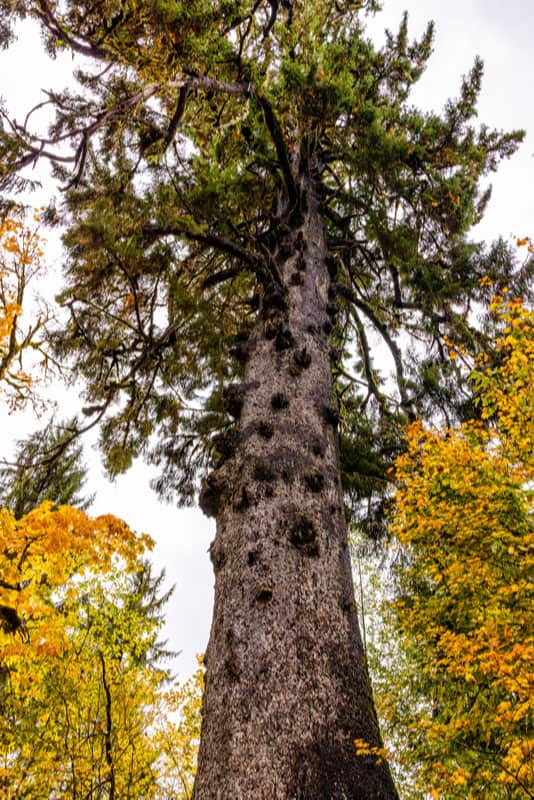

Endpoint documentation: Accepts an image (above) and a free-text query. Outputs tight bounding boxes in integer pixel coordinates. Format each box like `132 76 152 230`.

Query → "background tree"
0 2 532 796
369 297 533 798
0 206 53 409
0 498 174 798
0 380 190 797
0 417 93 517
154 656 204 800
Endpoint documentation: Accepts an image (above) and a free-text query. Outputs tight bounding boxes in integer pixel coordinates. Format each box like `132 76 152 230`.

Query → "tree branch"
99 652 116 800
202 267 242 289
350 291 414 416
350 308 388 415
142 223 266 278
164 86 190 147
255 95 298 209
34 0 109 61
7 77 252 183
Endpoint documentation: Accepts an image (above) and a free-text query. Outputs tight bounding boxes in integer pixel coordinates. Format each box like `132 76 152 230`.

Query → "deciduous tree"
0 207 52 409
0 499 168 798
372 298 533 798
154 656 204 800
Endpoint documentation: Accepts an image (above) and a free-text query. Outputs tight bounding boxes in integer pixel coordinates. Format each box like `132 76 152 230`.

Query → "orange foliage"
378 300 533 798
0 502 159 797
0 500 152 655
0 209 49 409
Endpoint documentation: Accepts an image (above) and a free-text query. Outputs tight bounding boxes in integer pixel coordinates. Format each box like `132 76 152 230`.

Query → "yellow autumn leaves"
0 499 204 798
0 208 204 798
0 500 152 646
377 299 533 798
0 208 48 408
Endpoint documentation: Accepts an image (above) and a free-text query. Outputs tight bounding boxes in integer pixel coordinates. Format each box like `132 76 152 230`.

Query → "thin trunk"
193 179 398 799
99 652 116 800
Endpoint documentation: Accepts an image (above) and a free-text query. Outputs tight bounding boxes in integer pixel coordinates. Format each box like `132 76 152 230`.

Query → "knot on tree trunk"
304 469 325 492
212 428 240 467
209 539 226 572
199 470 227 518
288 512 319 557
258 420 274 439
322 404 339 427
253 458 275 482
222 383 246 420
271 392 289 410
274 326 295 351
232 484 251 512
293 347 312 369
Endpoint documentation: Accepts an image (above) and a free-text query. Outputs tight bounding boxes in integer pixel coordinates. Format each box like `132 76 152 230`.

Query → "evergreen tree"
0 2 531 796
0 418 92 518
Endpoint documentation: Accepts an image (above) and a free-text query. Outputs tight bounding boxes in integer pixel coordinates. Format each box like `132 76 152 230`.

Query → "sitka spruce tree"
0 2 529 797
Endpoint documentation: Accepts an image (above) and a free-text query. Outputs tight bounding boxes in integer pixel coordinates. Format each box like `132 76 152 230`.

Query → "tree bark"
100 651 116 800
193 179 399 799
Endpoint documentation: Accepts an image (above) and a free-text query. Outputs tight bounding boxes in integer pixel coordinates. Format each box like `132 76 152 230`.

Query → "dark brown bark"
99 651 116 800
193 182 399 799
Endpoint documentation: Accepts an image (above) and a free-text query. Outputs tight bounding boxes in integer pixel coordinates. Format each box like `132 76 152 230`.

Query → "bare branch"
349 290 414 416
350 307 388 415
164 86 190 148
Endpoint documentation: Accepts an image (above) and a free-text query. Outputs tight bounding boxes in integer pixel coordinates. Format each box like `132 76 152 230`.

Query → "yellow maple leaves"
0 209 48 409
0 501 160 798
379 298 533 797
154 655 204 798
0 500 153 652
479 297 533 470
0 497 210 797
354 739 390 765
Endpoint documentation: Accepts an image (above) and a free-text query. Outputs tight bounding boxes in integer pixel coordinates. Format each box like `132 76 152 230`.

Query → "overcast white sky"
1 0 533 680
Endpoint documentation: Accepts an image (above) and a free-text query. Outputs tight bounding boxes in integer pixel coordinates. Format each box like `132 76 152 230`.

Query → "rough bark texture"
193 183 399 799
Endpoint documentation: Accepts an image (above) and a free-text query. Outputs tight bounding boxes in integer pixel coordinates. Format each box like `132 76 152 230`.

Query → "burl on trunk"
194 183 398 800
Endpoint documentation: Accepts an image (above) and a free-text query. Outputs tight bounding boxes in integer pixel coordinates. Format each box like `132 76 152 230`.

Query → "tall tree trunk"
194 178 398 799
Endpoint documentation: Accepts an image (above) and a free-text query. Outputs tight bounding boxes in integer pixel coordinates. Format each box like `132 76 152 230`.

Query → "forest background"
0 0 533 797
1 0 532 684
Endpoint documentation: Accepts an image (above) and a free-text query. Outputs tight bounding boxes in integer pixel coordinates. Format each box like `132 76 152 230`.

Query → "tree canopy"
369 296 533 798
0 1 529 512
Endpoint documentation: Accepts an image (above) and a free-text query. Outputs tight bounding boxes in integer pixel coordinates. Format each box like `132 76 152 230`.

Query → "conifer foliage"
0 418 92 517
0 1 527 498
0 2 531 797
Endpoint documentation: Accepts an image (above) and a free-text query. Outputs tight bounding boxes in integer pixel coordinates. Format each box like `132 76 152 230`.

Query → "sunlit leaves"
0 500 152 651
0 208 52 410
0 500 171 798
154 655 204 798
474 296 534 470
375 300 533 797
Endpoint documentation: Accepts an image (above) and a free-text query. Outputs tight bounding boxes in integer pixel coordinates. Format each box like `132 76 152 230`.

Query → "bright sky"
1 0 533 680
